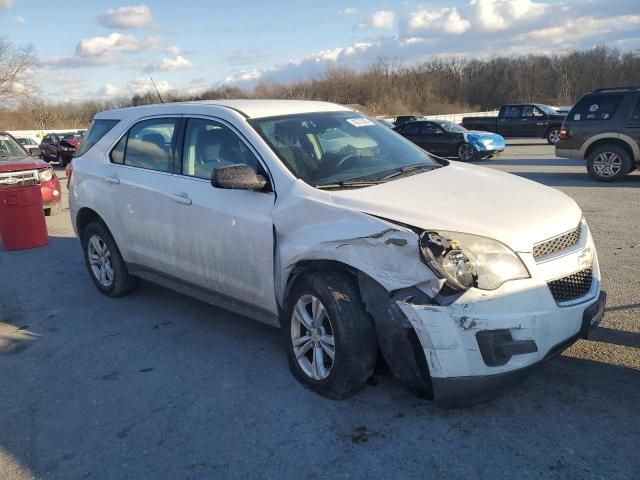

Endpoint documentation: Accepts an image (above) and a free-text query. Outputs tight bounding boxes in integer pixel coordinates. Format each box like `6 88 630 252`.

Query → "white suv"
69 100 606 407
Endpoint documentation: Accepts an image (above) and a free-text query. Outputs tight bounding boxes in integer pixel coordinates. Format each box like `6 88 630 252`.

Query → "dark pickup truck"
461 104 566 144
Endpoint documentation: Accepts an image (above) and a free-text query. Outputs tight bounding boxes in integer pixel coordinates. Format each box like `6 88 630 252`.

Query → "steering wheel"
334 152 361 170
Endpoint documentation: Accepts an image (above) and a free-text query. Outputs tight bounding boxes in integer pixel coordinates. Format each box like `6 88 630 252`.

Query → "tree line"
1 40 639 130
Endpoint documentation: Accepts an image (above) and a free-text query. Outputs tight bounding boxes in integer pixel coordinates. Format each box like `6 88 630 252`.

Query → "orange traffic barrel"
0 184 48 250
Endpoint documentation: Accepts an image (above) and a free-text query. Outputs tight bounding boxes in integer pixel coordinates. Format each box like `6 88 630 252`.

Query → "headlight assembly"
420 231 530 291
39 167 54 182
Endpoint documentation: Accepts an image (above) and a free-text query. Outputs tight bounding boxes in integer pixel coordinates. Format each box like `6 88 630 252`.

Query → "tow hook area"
475 330 538 367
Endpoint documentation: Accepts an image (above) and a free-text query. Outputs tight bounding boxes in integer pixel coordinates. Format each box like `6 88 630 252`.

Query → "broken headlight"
419 231 529 291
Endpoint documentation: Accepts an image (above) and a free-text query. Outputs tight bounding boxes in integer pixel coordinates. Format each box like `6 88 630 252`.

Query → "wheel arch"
584 136 637 163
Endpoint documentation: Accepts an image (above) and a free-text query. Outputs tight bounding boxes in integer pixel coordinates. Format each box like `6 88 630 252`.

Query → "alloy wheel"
458 143 476 161
87 235 114 287
548 129 561 144
592 152 622 178
290 294 335 381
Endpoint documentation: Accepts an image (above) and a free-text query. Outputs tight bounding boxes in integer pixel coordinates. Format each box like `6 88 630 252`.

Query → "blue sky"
1 0 639 102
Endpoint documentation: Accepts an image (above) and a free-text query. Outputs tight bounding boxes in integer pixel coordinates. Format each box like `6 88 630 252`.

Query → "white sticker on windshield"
574 113 581 120
346 118 375 127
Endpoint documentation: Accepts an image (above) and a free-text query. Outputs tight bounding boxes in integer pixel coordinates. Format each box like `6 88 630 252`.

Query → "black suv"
555 86 640 181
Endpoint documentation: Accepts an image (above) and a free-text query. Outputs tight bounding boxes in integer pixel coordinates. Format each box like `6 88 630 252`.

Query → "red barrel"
0 184 48 250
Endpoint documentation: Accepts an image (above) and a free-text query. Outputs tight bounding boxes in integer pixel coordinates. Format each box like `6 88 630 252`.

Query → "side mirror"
212 164 267 191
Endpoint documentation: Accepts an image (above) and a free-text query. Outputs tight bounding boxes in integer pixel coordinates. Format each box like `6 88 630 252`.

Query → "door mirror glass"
212 164 267 191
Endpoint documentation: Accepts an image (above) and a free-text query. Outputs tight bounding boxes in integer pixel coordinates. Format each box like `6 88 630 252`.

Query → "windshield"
536 104 558 115
0 134 27 157
436 120 466 133
18 138 36 145
251 111 439 187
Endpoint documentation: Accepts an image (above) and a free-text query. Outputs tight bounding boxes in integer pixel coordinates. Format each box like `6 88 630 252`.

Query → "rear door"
168 116 278 313
395 122 422 147
625 96 640 155
418 122 449 154
106 116 181 274
497 105 525 137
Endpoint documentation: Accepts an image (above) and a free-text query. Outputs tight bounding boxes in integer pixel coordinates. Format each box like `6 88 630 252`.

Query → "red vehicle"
0 131 62 215
39 133 80 167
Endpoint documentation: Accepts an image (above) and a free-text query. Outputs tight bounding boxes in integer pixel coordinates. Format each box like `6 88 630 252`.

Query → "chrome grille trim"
533 223 582 259
0 169 39 187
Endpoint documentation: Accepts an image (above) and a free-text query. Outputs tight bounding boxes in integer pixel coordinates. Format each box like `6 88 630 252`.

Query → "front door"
168 116 278 314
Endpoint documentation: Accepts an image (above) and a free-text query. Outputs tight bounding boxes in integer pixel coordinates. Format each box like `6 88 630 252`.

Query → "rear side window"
399 123 419 135
631 98 640 121
76 119 119 157
569 95 623 121
109 118 178 172
502 106 523 118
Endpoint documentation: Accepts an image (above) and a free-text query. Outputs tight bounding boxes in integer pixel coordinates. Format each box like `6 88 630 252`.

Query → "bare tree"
0 36 38 105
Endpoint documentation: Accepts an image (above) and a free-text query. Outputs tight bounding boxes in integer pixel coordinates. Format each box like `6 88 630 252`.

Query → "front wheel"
546 127 561 145
81 221 139 297
283 271 377 399
586 145 632 182
457 142 478 162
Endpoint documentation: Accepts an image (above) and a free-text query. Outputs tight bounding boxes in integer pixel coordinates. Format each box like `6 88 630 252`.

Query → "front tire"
283 271 377 399
546 127 561 145
81 221 139 297
457 142 479 162
586 145 632 182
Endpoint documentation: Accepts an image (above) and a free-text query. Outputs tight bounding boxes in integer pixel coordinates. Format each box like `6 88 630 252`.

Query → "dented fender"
272 181 441 308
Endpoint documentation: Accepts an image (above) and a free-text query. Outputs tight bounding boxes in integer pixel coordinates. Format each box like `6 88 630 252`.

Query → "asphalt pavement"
1 139 638 480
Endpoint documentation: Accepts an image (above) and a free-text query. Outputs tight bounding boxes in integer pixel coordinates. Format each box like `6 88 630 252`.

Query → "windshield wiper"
379 162 440 180
315 180 387 190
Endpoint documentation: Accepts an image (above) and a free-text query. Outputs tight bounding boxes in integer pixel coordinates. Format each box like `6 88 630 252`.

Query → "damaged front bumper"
396 273 604 407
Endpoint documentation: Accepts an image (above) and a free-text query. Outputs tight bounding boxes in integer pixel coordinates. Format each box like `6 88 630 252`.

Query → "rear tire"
546 127 561 145
586 145 632 182
282 271 377 399
81 221 139 297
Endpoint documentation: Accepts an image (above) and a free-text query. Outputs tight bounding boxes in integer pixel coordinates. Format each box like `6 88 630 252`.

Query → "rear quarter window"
569 95 623 122
76 119 120 157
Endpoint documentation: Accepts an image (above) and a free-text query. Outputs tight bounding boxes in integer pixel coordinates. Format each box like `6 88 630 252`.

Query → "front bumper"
429 291 606 407
41 178 62 207
391 227 602 407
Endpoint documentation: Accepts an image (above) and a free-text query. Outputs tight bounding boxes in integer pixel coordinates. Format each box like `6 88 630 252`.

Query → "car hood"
0 155 49 173
329 162 582 252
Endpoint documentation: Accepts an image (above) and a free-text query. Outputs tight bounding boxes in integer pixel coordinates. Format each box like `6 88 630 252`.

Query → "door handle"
169 192 192 205
104 175 120 185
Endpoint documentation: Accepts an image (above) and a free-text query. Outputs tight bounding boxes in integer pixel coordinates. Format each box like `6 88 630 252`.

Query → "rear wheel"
283 271 377 399
546 127 561 145
586 145 632 182
81 221 139 297
457 142 479 162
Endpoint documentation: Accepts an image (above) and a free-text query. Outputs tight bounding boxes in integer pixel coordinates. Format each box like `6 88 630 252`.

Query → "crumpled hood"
0 155 48 173
465 131 505 150
329 162 582 252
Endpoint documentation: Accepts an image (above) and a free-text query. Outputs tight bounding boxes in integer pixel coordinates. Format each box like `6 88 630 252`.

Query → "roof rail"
592 86 640 92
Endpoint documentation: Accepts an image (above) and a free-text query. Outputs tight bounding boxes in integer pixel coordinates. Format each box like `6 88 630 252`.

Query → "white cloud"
338 7 357 16
407 7 471 34
130 77 175 95
164 45 181 55
76 33 161 57
97 83 122 98
0 0 12 9
13 15 25 24
470 0 547 31
517 15 640 44
358 10 395 29
97 4 153 29
160 54 191 70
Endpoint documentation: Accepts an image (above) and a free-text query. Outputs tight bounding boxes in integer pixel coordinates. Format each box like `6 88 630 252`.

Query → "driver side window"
182 118 259 180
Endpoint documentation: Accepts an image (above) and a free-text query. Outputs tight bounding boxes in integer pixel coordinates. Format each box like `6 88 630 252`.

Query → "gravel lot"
1 139 639 480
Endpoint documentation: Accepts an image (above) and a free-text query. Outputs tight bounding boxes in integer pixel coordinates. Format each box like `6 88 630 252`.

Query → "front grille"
533 223 582 259
0 169 39 188
547 268 593 303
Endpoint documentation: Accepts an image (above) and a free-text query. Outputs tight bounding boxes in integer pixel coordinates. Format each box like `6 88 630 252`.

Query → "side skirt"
128 263 280 328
